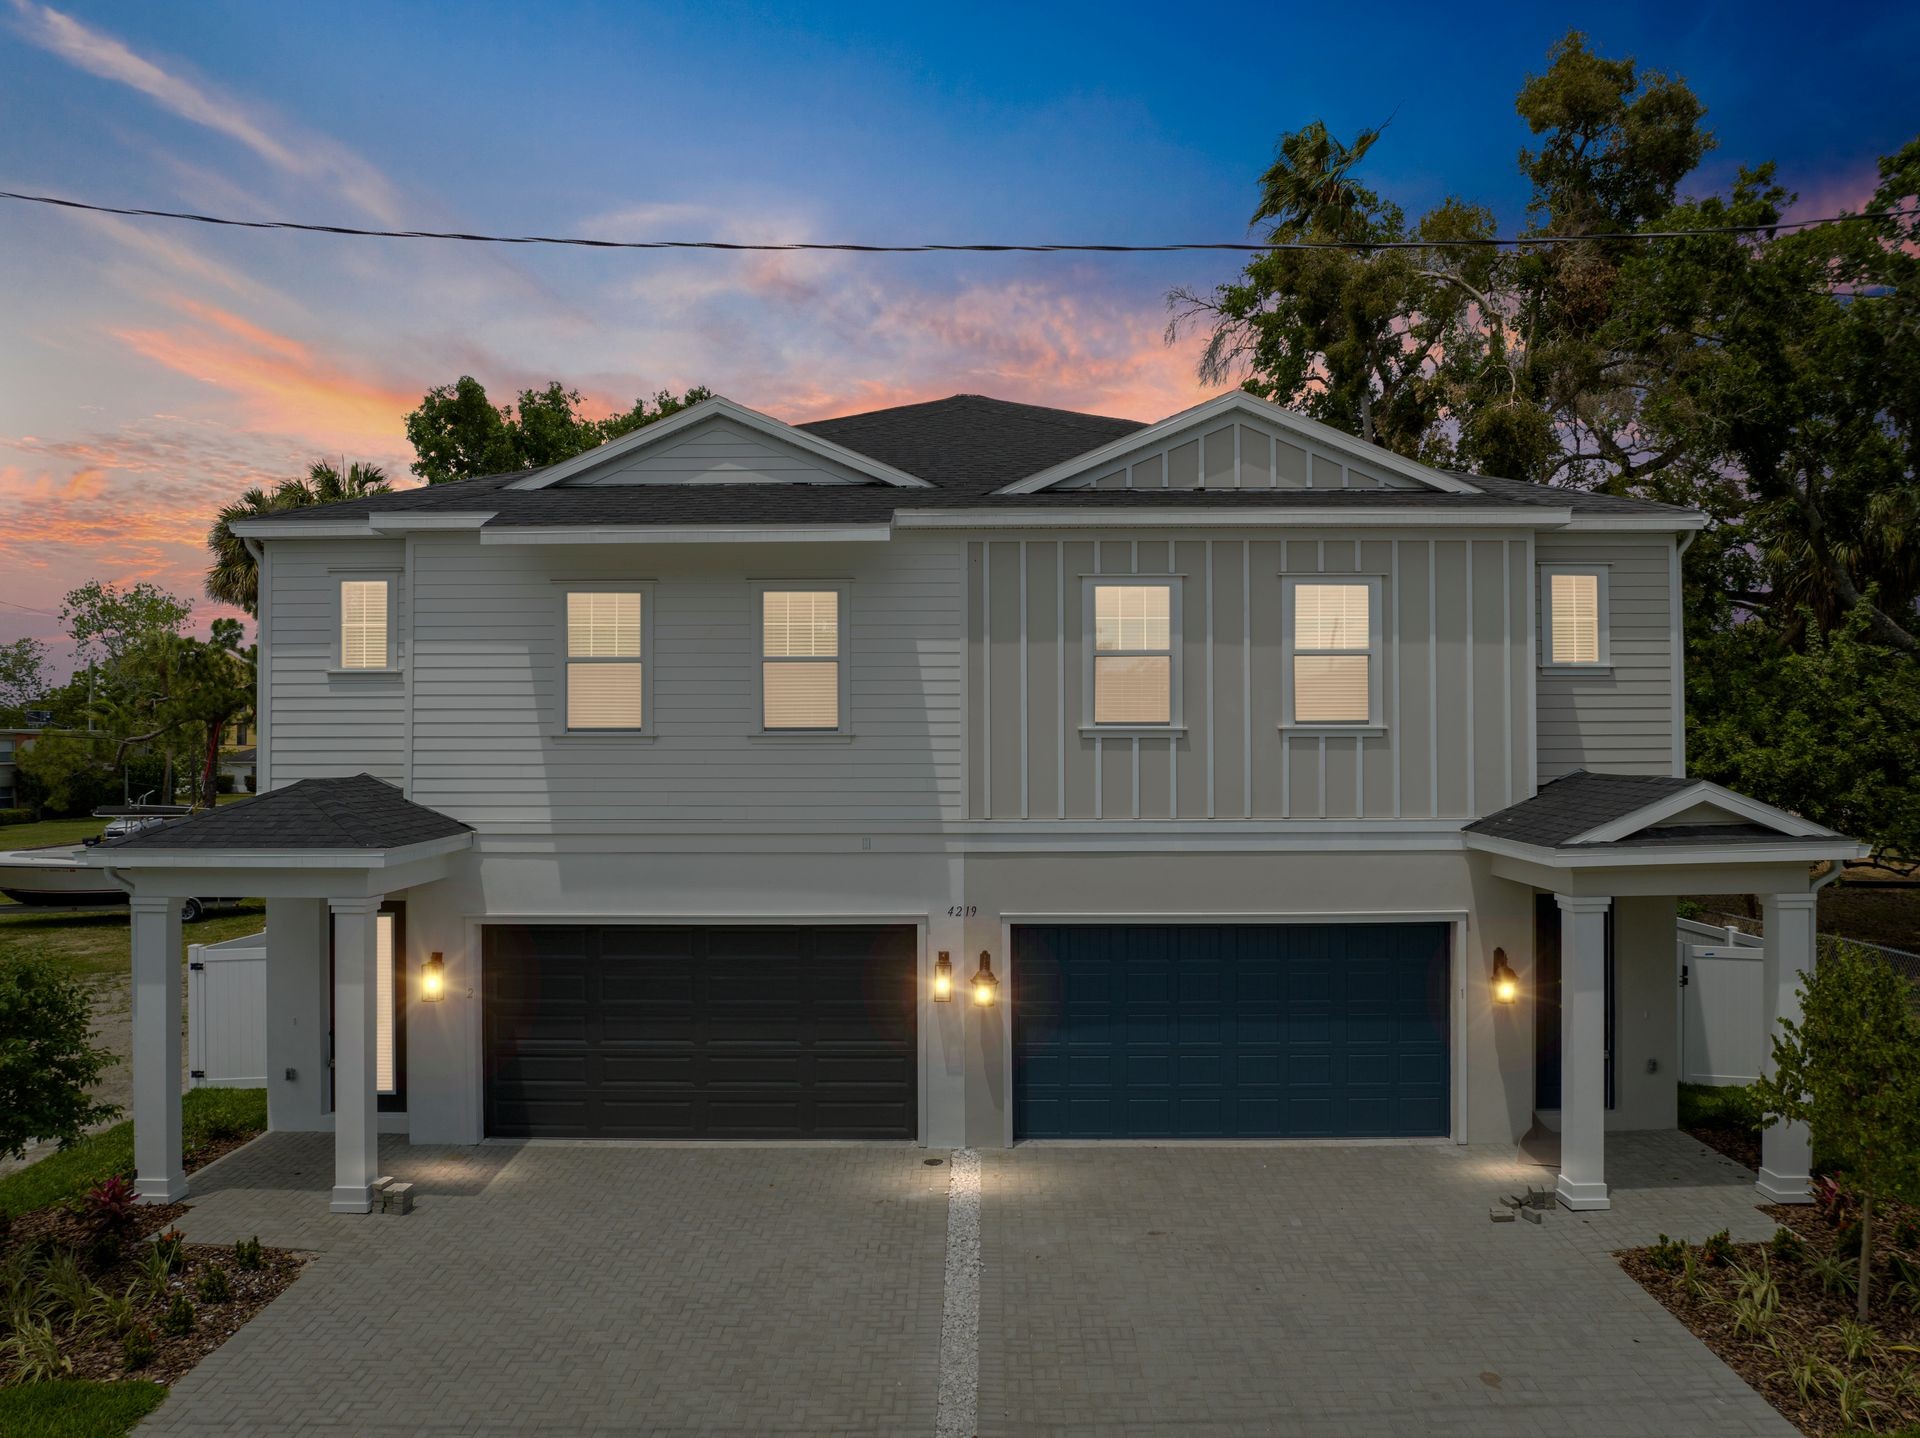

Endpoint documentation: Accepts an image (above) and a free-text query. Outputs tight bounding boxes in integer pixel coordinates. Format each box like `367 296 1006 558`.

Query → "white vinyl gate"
187 930 268 1089
1675 918 1765 1087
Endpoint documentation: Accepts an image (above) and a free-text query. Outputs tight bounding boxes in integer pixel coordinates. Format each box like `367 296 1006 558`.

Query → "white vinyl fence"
1675 917 1765 1087
187 930 267 1089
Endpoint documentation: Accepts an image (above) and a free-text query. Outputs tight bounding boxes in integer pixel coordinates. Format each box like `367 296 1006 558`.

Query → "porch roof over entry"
1461 770 1865 869
89 773 471 870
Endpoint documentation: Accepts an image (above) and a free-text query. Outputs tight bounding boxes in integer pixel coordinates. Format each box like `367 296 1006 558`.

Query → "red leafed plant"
1814 1175 1855 1228
85 1175 140 1233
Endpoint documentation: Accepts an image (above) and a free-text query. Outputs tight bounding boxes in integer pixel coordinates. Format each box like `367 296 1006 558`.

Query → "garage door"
484 925 917 1140
1012 924 1449 1139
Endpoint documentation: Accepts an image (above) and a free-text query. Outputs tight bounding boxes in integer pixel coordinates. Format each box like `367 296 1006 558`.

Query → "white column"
329 896 382 1214
131 895 186 1203
1758 892 1818 1203
1555 895 1612 1211
264 898 328 1133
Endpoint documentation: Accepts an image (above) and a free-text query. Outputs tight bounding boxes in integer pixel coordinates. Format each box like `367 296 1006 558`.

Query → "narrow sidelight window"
566 591 644 729
339 580 389 669
375 911 397 1096
1542 567 1608 667
1286 579 1379 725
1092 582 1173 725
761 589 841 729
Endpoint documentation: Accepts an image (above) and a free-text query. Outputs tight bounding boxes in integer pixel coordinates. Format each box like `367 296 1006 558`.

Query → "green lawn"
0 1087 266 1219
0 902 265 982
0 813 109 849
0 1380 167 1437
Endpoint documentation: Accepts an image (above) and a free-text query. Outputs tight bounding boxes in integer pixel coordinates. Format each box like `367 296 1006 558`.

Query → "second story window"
759 588 844 730
1088 581 1177 727
1285 578 1380 726
565 591 645 730
1541 566 1609 668
339 580 390 670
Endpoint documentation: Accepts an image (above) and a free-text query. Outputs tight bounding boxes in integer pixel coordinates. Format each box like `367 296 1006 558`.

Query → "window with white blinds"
339 580 389 670
566 591 644 729
761 589 842 729
1091 583 1175 725
1543 568 1608 666
1287 579 1378 725
375 912 396 1096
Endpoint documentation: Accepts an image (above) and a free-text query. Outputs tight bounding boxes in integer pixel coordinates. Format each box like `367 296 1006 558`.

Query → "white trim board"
1567 780 1838 844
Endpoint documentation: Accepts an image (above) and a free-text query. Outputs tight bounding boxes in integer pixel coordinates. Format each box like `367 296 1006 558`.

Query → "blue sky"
2 0 1915 666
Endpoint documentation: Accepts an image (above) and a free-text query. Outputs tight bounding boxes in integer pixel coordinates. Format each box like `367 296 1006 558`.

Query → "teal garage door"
1012 924 1450 1139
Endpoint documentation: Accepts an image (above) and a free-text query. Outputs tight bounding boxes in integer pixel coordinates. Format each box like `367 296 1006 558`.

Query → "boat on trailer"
0 806 232 920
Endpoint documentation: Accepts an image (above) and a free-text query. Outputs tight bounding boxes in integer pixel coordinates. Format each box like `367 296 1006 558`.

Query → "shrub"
194 1264 230 1304
1812 1250 1859 1298
0 957 120 1161
1 1315 71 1381
1769 1226 1807 1263
153 1228 186 1273
1895 1215 1920 1252
84 1175 139 1235
1649 1234 1688 1271
159 1292 194 1337
1702 1229 1735 1266
1814 1175 1854 1227
233 1236 264 1272
87 1232 123 1272
0 808 32 825
122 1321 157 1371
130 1245 172 1305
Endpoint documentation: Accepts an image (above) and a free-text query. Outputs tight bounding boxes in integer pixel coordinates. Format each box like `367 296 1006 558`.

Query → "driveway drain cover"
923 1158 945 1166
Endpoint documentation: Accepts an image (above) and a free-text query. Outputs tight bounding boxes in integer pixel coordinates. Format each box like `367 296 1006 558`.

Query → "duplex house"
91 391 1865 1216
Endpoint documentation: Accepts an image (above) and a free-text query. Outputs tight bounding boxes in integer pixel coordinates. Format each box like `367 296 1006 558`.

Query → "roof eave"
83 831 473 870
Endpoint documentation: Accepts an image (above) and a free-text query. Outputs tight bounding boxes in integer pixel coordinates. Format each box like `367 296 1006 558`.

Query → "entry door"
1012 923 1451 1140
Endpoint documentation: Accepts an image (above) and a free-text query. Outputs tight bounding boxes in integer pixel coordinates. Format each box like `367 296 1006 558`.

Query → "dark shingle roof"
97 774 470 852
1464 770 1698 847
257 393 1700 528
1463 770 1823 851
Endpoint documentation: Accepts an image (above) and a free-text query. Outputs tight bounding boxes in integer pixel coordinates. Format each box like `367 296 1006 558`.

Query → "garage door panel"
1014 923 1449 1140
485 925 916 1140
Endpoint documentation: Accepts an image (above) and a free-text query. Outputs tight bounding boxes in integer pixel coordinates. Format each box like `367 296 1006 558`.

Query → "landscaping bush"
193 1263 230 1304
83 1176 138 1236
0 956 119 1162
233 1236 263 1272
121 1322 156 1371
158 1292 193 1338
0 807 32 825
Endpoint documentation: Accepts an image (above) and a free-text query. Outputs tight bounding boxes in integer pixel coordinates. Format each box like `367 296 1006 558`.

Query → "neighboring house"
0 726 47 809
92 391 1865 1216
219 744 257 792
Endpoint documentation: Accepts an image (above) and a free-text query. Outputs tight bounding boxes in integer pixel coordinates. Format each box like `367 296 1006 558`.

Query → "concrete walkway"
141 1132 1795 1437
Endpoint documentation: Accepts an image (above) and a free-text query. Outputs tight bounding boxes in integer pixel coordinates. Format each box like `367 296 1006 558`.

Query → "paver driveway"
143 1131 1796 1436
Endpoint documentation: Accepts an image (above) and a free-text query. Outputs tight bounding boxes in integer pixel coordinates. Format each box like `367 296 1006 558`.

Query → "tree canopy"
403 377 714 485
206 460 391 615
1175 30 1920 865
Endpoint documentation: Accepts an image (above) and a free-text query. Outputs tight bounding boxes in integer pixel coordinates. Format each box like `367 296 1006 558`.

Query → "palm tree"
206 461 390 615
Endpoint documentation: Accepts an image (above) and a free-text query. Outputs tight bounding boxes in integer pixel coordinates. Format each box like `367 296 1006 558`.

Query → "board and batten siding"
403 535 962 825
965 533 1531 821
566 417 870 486
267 538 408 787
1058 418 1425 491
1533 532 1676 781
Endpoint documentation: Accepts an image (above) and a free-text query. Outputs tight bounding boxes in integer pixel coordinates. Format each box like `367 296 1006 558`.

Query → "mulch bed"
1686 1121 1762 1172
1 1136 309 1389
1618 1196 1920 1437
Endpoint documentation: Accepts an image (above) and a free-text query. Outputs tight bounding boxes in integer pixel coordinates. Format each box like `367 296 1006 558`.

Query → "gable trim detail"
506 396 933 490
1566 781 1836 845
995 392 1482 496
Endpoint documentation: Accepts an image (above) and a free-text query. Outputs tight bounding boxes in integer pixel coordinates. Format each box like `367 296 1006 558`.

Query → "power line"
0 597 61 617
1 187 1911 255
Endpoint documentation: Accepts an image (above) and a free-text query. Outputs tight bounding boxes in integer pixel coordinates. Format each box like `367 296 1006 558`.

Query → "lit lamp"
932 951 954 1003
421 951 446 1003
971 951 998 1007
1491 948 1519 1005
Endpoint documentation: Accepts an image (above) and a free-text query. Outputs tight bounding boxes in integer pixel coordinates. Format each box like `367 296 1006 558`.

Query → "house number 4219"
947 905 978 918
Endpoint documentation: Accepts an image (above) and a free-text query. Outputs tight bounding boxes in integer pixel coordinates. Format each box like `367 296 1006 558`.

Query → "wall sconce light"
421 951 446 1003
932 951 954 1003
971 951 998 1007
1491 948 1518 1005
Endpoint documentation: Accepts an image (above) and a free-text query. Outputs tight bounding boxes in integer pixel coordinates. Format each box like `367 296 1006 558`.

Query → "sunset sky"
3 0 1915 675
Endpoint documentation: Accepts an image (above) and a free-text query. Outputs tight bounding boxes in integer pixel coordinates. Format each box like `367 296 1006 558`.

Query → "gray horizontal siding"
1534 533 1676 781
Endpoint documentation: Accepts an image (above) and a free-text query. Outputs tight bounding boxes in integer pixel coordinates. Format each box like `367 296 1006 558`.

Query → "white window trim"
553 580 656 738
1080 576 1183 733
1280 575 1384 730
1539 564 1611 671
750 580 852 736
331 572 400 674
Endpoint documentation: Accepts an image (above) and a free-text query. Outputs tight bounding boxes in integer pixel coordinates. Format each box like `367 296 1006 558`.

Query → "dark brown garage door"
483 925 917 1140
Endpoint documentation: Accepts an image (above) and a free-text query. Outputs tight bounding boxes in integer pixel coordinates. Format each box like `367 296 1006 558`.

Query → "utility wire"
1 188 1912 255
